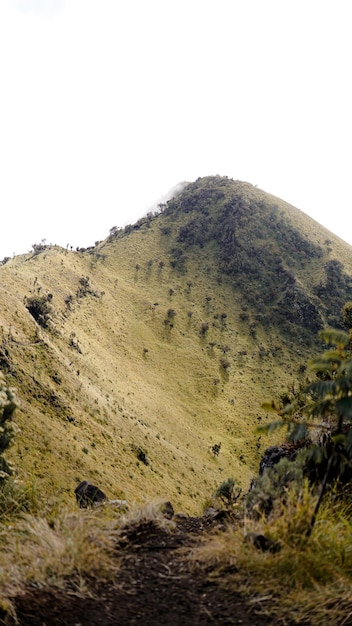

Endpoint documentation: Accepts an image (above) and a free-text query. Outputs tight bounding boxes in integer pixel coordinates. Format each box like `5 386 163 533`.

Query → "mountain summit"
1 175 352 513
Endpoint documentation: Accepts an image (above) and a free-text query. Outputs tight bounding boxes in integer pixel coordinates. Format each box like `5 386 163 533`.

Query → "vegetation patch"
24 295 53 328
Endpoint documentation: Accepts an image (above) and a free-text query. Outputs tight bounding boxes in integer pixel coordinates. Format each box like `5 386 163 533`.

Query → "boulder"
74 480 107 508
259 446 288 475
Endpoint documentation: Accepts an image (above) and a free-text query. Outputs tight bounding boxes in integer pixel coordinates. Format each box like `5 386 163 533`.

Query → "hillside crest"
1 175 352 513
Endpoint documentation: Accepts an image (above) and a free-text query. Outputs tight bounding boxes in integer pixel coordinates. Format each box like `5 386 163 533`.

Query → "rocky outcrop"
74 480 107 508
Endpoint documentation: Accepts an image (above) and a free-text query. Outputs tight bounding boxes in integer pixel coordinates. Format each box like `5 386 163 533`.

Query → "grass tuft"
190 486 352 625
0 506 120 616
0 478 44 524
0 499 175 618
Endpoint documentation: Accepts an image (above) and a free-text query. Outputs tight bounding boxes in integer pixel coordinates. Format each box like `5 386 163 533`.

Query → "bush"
213 477 241 506
246 456 305 518
260 317 352 535
211 442 221 456
25 295 52 328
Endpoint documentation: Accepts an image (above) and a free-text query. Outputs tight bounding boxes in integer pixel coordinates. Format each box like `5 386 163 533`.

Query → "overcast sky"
0 0 351 258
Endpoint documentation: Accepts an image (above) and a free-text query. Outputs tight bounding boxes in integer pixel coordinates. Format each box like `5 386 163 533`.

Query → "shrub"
25 295 52 328
211 442 221 456
220 357 230 369
245 456 305 518
213 477 241 506
260 315 352 535
192 494 352 626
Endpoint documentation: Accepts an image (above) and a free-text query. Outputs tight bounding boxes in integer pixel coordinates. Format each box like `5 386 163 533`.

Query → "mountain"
1 175 352 514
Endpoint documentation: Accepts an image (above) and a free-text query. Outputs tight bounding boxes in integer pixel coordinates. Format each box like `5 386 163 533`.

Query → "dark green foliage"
211 442 221 456
275 285 323 334
314 260 352 328
246 456 305 517
25 294 52 328
169 247 188 273
135 447 149 466
343 302 352 330
160 176 337 337
177 217 211 248
77 276 91 297
260 314 352 532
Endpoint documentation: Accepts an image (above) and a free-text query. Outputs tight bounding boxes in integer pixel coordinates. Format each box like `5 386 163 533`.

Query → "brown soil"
2 513 275 626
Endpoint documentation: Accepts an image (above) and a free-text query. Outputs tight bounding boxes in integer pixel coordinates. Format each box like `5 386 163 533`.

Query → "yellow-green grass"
0 499 173 617
190 485 352 625
0 238 282 515
1 185 351 516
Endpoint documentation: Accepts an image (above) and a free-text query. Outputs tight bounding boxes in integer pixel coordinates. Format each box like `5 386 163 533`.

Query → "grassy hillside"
1 176 352 515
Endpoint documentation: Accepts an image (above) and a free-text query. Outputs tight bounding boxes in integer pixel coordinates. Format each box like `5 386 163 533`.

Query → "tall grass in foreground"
0 499 175 617
0 508 118 615
191 483 352 626
0 479 44 524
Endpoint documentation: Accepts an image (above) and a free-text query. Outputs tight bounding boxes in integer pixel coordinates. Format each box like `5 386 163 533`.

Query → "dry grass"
0 499 176 616
190 486 352 625
0 184 352 621
0 232 284 515
0 506 118 613
0 479 44 524
1 178 352 516
116 499 176 535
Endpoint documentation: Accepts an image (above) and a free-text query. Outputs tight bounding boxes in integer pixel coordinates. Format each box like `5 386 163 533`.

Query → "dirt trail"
3 515 273 626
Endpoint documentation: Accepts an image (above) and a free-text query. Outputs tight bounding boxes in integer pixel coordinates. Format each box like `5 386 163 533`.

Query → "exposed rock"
259 446 289 475
258 441 307 476
74 480 107 508
203 507 228 522
160 501 174 519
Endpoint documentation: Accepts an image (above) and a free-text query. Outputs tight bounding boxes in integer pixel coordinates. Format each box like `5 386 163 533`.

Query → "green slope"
1 176 352 514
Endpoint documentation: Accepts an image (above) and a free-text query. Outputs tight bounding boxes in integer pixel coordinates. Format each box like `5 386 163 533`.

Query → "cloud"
10 0 65 18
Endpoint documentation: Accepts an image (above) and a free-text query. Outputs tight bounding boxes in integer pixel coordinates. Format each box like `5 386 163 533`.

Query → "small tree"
214 477 241 506
261 321 352 535
0 371 19 482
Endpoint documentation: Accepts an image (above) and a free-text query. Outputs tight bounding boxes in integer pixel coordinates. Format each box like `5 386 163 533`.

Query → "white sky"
0 0 351 258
